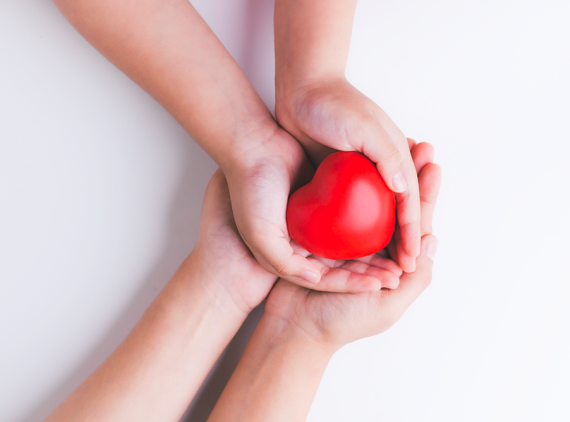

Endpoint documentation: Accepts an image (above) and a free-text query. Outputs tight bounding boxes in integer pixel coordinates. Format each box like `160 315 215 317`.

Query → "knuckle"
383 142 402 166
268 255 292 276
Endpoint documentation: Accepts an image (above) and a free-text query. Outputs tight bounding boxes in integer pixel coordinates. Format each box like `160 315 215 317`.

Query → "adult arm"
207 142 441 422
44 253 248 422
43 159 398 421
207 313 333 422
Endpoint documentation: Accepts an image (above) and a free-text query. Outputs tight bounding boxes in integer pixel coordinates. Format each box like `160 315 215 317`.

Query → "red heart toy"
286 151 396 260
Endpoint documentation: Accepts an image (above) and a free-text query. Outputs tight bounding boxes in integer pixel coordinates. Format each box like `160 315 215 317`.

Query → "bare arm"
275 0 357 89
274 0 422 272
53 0 396 297
207 313 333 422
53 0 272 169
207 142 441 422
45 253 247 422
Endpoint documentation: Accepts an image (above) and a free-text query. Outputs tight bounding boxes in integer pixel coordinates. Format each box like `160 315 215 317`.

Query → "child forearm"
207 312 334 422
274 0 423 267
53 0 275 171
45 253 248 422
274 0 358 91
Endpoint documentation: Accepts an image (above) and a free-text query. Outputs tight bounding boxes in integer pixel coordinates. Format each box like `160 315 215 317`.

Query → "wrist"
222 122 305 190
274 0 355 107
258 311 338 361
206 304 334 422
165 252 251 323
276 67 346 104
275 74 348 126
219 116 281 176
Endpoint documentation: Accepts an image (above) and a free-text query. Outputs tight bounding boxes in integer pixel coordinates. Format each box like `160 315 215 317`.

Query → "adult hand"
264 142 441 350
276 78 421 272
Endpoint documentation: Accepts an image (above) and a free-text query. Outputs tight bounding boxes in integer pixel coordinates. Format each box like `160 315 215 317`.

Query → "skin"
51 0 363 289
51 0 320 287
53 0 420 288
44 2 434 419
43 171 274 422
274 0 422 272
44 167 403 422
207 142 441 422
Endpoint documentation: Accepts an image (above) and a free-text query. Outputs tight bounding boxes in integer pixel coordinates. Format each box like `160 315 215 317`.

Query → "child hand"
263 142 441 351
188 169 278 316
276 78 422 272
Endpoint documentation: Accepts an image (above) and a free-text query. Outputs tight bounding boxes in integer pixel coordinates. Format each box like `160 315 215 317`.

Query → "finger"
338 261 400 289
418 163 442 236
354 253 403 276
203 172 324 288
305 257 384 293
305 245 403 277
393 154 422 259
290 239 311 256
290 241 339 269
391 158 441 271
312 256 339 269
407 137 417 151
250 231 322 286
358 114 421 258
410 142 435 174
395 226 417 272
380 235 438 316
358 119 406 193
278 242 384 292
385 225 415 273
392 142 436 268
381 275 400 290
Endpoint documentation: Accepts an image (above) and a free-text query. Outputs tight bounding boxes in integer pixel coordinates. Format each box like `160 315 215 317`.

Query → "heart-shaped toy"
286 151 396 260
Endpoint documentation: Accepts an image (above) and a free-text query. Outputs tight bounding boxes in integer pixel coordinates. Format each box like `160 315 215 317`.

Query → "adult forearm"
45 254 247 422
274 0 358 92
54 0 275 170
208 313 334 422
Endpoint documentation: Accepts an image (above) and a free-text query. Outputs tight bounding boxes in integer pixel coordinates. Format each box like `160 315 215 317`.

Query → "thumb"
359 120 406 193
250 234 322 286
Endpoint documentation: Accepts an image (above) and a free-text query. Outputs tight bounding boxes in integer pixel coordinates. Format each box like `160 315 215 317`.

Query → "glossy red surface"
286 151 396 259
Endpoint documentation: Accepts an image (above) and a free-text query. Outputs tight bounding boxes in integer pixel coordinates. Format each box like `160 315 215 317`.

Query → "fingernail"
300 271 319 284
392 172 407 193
426 237 438 260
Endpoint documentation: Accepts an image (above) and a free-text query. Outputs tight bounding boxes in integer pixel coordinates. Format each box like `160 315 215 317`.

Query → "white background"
1 0 569 421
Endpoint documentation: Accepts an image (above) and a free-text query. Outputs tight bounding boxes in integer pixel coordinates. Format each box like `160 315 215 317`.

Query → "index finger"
418 163 442 236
